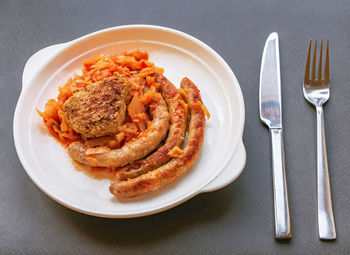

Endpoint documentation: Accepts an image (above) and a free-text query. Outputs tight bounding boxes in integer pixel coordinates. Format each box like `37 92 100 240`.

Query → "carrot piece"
168 146 183 158
86 146 110 155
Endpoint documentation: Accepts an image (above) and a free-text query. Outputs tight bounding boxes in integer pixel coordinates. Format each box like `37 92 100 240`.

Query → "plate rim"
13 24 245 218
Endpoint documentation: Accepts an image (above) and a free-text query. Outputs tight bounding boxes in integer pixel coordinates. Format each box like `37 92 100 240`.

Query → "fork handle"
270 128 292 239
316 106 336 240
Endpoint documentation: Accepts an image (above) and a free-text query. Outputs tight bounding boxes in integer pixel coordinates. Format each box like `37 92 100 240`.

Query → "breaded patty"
64 76 131 138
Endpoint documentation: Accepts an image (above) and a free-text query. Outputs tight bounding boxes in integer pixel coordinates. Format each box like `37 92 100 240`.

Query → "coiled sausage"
109 77 206 198
67 93 170 168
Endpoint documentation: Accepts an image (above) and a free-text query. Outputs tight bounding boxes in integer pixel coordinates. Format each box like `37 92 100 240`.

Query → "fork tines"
304 40 329 84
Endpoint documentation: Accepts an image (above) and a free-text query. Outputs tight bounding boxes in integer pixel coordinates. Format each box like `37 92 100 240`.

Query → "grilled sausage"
67 93 170 168
115 73 187 181
109 77 206 198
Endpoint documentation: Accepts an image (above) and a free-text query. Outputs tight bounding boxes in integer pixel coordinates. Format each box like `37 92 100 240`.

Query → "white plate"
14 25 246 218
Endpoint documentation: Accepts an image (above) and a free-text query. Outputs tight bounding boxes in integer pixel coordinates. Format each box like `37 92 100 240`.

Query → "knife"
259 32 292 239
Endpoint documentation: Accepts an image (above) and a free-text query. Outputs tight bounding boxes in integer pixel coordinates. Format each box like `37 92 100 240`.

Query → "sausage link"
109 77 206 198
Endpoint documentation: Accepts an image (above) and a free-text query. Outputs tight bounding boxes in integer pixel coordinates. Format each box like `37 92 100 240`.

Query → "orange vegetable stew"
37 51 164 148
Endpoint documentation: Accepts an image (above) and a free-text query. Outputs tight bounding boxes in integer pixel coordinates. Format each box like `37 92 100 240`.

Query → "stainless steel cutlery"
259 34 336 240
303 40 336 240
259 32 292 239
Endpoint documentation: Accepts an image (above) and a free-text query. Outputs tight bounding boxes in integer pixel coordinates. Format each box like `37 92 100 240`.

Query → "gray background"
1 0 350 254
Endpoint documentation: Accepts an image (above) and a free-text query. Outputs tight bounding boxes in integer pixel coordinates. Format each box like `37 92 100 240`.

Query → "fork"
303 40 336 240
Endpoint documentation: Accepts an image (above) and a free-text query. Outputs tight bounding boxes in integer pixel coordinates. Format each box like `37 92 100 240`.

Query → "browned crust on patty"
109 77 206 198
63 76 131 138
115 73 187 181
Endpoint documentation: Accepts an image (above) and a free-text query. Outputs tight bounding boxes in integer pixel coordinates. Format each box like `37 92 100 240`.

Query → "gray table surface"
2 0 350 254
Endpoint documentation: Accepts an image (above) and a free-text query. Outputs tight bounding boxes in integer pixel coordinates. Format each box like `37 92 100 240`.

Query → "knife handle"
270 128 292 239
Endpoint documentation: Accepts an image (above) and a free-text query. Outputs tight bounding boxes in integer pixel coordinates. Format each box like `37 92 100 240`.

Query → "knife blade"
259 32 292 239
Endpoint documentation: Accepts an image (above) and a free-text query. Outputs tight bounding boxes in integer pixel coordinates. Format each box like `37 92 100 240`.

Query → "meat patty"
63 76 131 138
67 92 170 168
109 77 206 198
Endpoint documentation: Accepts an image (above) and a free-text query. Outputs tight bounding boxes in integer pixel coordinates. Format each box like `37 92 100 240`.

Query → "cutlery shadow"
275 239 291 244
52 186 240 246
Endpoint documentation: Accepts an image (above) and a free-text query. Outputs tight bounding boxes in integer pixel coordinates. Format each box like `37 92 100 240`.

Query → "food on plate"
115 73 188 181
67 93 170 167
37 51 163 147
37 50 209 198
109 77 206 198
